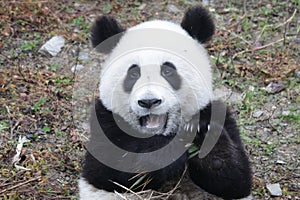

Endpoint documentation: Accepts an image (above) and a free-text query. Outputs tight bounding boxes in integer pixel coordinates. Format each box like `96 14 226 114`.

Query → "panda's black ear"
91 16 125 52
181 6 215 43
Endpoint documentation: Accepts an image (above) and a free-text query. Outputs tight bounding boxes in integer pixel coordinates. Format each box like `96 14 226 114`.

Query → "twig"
255 9 297 45
220 27 251 45
276 9 297 29
10 118 22 139
0 176 41 195
228 14 247 29
5 105 11 116
112 181 144 200
111 165 187 200
235 8 297 60
0 171 26 188
267 107 281 134
255 24 273 45
232 38 284 59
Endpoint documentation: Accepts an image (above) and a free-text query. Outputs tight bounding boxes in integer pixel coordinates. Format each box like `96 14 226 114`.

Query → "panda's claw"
184 124 188 132
197 124 200 132
190 124 194 132
184 122 199 133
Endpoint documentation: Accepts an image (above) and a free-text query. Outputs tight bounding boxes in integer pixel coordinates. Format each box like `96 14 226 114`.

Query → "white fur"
79 177 119 200
130 20 188 35
98 20 213 135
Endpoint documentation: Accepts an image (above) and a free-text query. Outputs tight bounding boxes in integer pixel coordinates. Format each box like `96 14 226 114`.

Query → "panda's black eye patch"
123 64 140 92
161 62 181 90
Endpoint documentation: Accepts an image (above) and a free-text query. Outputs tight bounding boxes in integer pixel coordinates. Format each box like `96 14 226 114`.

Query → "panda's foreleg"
78 177 119 200
188 112 252 199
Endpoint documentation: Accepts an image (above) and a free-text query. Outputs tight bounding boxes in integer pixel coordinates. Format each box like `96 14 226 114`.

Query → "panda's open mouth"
139 114 168 130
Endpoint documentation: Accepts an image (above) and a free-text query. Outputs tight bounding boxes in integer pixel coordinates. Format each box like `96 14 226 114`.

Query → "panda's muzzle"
139 114 168 130
138 98 162 109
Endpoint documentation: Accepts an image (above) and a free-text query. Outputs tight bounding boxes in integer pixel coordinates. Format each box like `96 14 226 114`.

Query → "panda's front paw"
183 122 196 133
183 114 202 133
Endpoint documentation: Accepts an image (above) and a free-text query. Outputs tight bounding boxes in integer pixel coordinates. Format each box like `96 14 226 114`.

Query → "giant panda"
78 5 252 200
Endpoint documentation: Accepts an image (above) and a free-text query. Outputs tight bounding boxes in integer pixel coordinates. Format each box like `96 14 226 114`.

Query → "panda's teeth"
143 114 167 129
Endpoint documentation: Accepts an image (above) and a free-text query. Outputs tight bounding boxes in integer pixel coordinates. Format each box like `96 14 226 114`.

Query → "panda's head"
92 6 215 136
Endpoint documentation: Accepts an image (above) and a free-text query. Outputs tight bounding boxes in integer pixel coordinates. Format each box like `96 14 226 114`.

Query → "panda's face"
91 6 215 136
99 47 213 136
125 53 182 135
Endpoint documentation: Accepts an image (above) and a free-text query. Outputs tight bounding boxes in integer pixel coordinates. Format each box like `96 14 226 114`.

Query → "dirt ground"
0 0 299 199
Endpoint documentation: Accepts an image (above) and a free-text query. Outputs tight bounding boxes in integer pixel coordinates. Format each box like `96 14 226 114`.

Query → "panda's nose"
138 98 162 109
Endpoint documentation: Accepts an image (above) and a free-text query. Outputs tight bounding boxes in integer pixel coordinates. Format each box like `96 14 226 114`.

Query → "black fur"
91 16 124 53
123 64 141 93
161 62 182 90
81 99 252 198
188 101 252 199
81 98 187 191
181 6 215 43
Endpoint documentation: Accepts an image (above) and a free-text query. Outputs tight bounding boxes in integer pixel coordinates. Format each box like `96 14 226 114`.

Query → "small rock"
267 141 273 145
202 0 212 6
286 133 294 138
79 52 89 61
220 8 231 14
264 82 285 94
276 160 286 164
248 85 255 91
282 110 290 116
138 3 146 10
39 36 65 56
74 28 80 33
71 64 84 73
266 183 282 196
280 123 288 127
167 4 180 13
208 8 216 12
253 109 263 118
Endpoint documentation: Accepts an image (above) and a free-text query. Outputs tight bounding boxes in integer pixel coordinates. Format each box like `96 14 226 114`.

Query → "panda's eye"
127 64 140 79
130 71 140 78
161 62 176 77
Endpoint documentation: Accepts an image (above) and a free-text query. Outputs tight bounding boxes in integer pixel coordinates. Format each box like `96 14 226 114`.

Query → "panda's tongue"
142 114 167 129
